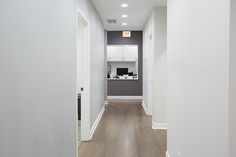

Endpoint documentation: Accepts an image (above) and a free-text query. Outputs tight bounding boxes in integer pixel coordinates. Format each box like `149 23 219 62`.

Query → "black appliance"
117 68 128 76
128 72 133 76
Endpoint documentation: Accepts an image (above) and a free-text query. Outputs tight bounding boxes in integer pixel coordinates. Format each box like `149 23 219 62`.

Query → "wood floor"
78 100 167 157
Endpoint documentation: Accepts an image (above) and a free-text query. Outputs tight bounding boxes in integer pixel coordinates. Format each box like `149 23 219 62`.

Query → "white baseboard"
107 96 143 100
166 151 170 157
89 106 105 140
104 100 108 105
152 123 167 130
104 100 108 109
142 100 151 115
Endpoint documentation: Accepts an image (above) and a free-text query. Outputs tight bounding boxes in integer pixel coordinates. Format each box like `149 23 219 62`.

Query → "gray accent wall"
107 31 143 96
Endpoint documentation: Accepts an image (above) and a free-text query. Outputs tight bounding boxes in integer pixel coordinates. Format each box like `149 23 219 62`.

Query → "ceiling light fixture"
121 3 128 8
122 22 128 26
122 14 128 18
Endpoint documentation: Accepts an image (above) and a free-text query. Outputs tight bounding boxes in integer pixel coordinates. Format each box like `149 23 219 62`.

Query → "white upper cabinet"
107 45 138 62
107 46 123 61
123 45 138 61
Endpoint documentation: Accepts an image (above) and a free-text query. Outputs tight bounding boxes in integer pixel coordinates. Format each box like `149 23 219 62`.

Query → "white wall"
0 0 77 157
76 0 105 128
143 7 167 125
143 10 155 115
230 0 236 156
153 7 167 126
167 0 230 156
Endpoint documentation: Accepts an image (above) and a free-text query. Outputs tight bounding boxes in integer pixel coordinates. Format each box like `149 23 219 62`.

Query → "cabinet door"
107 46 123 61
130 45 138 61
107 46 113 61
123 45 138 61
114 46 123 61
107 46 118 61
123 46 129 61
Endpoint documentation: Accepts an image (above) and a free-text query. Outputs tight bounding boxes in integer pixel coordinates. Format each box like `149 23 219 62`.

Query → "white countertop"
107 78 138 81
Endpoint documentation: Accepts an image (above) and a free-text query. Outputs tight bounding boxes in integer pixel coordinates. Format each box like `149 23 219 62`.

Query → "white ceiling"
91 0 167 30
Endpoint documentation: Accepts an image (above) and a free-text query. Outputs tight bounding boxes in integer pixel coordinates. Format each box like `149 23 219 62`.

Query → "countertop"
107 78 138 81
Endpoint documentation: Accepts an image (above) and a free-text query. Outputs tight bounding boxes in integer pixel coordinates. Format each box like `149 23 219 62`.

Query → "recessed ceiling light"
122 22 128 26
121 3 128 8
122 14 128 18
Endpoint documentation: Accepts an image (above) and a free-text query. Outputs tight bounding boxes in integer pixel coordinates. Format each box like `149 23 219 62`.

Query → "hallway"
78 100 167 157
1 0 235 157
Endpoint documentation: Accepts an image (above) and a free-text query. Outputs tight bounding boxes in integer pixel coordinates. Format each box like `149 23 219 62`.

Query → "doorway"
76 8 91 150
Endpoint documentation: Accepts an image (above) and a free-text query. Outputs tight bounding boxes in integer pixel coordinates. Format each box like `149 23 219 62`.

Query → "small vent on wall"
107 19 117 24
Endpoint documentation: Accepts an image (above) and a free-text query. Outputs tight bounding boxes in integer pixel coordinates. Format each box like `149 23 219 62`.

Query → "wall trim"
89 106 105 140
104 100 108 109
104 100 108 105
166 151 170 157
142 100 151 115
107 96 143 100
152 123 168 130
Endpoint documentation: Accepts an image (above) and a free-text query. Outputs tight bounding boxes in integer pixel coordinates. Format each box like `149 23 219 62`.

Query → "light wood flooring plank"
78 100 167 157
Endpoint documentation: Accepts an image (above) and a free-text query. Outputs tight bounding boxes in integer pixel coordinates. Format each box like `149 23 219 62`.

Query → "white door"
77 11 91 143
147 37 154 115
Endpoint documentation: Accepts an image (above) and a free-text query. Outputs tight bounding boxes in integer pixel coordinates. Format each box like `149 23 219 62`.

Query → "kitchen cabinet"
123 45 138 61
107 46 123 61
107 45 138 62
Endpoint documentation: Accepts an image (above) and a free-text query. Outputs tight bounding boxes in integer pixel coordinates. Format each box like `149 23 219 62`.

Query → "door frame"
76 6 91 153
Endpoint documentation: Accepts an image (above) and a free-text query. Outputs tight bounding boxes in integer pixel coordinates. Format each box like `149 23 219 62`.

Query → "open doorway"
76 8 91 149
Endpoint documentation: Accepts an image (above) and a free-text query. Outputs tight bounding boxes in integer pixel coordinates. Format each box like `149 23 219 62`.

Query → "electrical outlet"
177 152 182 157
